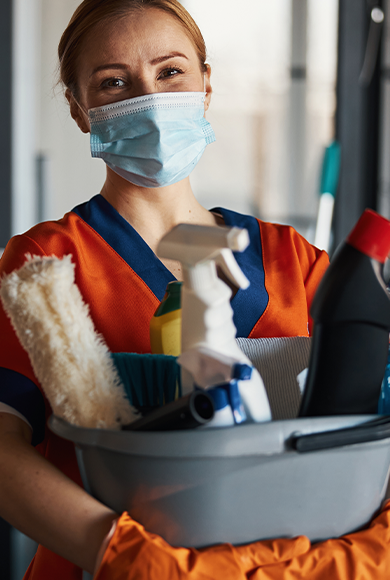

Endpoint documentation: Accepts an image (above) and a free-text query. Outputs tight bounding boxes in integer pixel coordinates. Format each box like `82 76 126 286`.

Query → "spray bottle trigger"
226 227 250 252
216 248 250 290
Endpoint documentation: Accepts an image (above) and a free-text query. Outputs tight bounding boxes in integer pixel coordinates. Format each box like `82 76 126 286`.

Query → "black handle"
291 416 390 453
122 390 214 431
359 4 385 87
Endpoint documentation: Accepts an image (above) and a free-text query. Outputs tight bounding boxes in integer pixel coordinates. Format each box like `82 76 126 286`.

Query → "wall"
39 0 106 222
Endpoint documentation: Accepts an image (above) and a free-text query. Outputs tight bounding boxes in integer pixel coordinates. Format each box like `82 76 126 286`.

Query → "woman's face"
70 8 211 132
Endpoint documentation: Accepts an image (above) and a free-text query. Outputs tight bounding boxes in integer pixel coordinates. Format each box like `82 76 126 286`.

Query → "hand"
93 513 309 580
94 501 390 580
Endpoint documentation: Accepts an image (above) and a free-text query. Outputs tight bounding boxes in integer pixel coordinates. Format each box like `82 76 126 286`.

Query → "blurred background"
0 0 389 578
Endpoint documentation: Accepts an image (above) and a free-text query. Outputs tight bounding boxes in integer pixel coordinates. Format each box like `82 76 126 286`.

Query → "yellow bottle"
150 281 182 356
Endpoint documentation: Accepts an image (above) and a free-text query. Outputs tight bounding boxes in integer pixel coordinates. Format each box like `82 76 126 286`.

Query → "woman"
0 1 389 579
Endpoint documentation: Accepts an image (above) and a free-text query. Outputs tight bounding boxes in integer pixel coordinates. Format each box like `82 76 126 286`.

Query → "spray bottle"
150 281 182 356
157 223 272 424
299 209 390 417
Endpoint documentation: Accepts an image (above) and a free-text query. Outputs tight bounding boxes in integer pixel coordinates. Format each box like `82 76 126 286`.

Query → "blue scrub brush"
111 352 182 414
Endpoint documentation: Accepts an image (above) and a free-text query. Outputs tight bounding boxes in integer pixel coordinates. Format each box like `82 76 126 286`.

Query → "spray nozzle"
216 248 250 289
157 223 250 289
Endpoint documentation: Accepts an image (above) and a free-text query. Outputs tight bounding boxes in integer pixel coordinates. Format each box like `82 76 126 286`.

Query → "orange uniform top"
0 195 332 579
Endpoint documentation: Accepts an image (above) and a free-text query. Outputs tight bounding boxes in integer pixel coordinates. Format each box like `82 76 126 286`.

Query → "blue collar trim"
71 196 268 337
72 194 174 300
212 207 268 337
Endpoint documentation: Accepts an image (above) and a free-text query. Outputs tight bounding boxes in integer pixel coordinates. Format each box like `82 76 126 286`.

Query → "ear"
204 64 212 112
66 89 90 134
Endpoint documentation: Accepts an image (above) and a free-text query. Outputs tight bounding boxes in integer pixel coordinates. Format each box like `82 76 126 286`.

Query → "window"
186 0 338 241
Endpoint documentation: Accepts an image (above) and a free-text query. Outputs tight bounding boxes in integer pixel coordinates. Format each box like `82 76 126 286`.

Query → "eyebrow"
89 53 189 77
90 63 129 77
150 52 189 65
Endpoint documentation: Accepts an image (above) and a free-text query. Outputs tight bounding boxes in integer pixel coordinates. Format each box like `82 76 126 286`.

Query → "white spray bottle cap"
157 224 250 290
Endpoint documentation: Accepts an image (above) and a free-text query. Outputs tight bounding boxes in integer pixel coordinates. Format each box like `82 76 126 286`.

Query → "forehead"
78 8 199 70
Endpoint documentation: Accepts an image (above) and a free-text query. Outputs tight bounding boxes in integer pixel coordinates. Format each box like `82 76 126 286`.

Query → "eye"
102 77 126 88
158 67 184 80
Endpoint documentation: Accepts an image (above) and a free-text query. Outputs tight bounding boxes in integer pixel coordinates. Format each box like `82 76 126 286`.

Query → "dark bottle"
299 209 390 417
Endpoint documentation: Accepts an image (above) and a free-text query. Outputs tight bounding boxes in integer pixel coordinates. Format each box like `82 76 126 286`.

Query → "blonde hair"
58 0 207 98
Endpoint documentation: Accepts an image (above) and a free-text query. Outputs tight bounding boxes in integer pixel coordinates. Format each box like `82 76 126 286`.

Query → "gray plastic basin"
49 414 390 547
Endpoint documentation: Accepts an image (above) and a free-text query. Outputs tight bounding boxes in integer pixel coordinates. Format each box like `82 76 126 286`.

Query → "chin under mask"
88 91 215 188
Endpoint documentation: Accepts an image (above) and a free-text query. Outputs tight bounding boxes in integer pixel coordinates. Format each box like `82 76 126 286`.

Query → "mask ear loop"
72 96 89 119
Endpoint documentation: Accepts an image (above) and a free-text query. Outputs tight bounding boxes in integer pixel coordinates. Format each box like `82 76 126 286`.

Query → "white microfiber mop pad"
0 254 136 429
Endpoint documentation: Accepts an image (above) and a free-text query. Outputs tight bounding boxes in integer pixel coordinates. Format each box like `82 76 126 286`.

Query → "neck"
100 168 221 270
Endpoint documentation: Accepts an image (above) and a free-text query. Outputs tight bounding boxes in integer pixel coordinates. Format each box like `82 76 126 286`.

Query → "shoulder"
215 208 329 303
215 206 327 264
0 211 84 275
258 218 314 248
257 218 328 271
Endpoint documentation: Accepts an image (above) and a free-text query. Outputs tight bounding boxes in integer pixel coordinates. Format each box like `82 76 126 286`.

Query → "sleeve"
0 402 33 428
251 221 329 338
289 229 329 335
0 234 49 445
94 501 390 580
0 369 46 445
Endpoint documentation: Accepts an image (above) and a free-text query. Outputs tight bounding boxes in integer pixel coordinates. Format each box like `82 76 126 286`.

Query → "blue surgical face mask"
88 91 216 188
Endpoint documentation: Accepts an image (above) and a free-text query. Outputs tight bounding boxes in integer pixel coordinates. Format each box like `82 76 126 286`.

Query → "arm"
0 412 118 574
